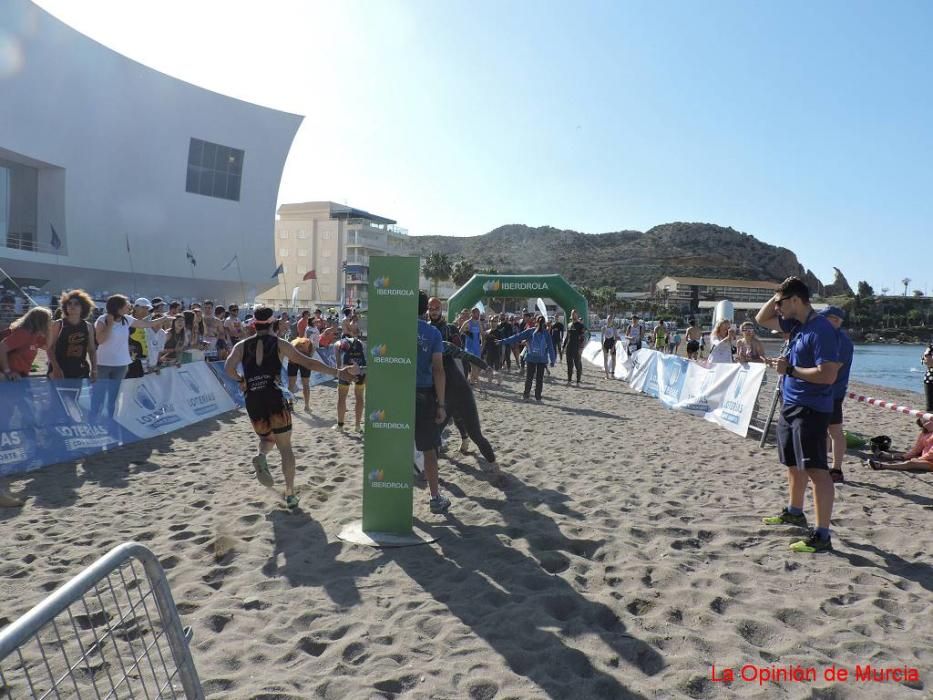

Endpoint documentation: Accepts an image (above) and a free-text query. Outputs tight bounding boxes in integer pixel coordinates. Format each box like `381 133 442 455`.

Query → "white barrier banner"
704 362 767 436
582 339 603 365
627 349 659 396
623 350 766 437
613 341 632 379
115 363 236 437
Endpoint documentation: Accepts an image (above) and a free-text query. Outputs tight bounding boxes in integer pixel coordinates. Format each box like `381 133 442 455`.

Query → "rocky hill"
400 222 825 293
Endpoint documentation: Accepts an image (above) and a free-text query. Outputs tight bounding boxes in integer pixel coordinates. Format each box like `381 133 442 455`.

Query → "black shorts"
287 362 311 378
602 339 616 353
415 389 441 452
686 340 700 353
830 398 844 426
245 389 292 437
776 404 832 470
338 375 366 387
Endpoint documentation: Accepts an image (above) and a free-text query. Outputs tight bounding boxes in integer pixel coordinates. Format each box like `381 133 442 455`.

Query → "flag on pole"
302 269 317 281
271 263 284 278
50 224 62 250
221 254 238 271
186 246 197 267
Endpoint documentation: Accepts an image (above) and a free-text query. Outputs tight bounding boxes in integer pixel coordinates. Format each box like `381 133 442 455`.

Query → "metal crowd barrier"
746 370 782 446
0 543 204 699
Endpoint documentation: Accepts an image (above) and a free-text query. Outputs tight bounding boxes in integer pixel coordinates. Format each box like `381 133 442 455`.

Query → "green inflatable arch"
445 274 589 327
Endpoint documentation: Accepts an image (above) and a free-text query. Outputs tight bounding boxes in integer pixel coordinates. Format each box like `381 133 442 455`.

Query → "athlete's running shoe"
252 454 274 487
762 507 808 527
429 495 451 514
789 529 833 553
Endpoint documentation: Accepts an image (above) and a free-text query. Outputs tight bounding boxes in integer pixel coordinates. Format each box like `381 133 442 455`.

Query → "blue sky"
31 0 933 294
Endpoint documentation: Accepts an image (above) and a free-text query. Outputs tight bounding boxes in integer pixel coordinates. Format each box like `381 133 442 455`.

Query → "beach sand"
1 368 930 698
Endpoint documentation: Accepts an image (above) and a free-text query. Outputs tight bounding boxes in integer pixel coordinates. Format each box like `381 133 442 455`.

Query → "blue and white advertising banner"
703 362 767 435
627 349 659 397
0 364 238 477
621 350 766 437
308 346 338 386
116 363 236 437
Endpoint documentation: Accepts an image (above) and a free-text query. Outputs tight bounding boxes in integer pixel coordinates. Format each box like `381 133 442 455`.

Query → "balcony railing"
4 231 63 255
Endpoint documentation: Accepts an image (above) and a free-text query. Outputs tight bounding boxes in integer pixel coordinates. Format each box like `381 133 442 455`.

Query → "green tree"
451 259 477 288
857 280 874 298
595 286 616 316
422 252 452 297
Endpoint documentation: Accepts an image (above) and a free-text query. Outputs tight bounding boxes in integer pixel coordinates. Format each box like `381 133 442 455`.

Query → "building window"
297 231 308 240
298 249 307 257
186 138 244 201
279 230 288 239
1 159 38 250
279 249 289 257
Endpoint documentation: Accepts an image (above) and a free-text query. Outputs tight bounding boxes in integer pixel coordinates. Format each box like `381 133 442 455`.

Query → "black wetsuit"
442 344 495 462
551 321 565 361
565 320 586 383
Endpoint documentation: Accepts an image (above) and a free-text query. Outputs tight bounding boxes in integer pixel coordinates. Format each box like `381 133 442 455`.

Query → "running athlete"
626 315 645 353
225 307 357 509
601 315 618 379
459 307 484 385
334 324 367 433
288 336 314 412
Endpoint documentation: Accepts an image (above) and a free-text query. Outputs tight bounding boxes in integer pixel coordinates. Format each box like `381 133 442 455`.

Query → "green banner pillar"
362 256 418 534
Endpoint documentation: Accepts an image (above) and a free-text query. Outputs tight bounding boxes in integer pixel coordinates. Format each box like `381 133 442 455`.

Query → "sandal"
829 468 845 484
867 458 883 471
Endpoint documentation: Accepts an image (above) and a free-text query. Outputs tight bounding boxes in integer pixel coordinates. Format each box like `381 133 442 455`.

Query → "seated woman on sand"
868 416 933 472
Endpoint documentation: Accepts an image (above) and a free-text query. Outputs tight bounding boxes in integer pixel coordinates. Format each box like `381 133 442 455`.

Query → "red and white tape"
846 391 933 421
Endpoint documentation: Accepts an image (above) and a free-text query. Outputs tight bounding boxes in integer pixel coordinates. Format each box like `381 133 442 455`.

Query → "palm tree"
451 259 476 288
595 286 616 316
902 278 911 296
422 252 452 297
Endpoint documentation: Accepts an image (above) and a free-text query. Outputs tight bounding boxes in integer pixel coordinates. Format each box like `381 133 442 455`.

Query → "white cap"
133 297 153 309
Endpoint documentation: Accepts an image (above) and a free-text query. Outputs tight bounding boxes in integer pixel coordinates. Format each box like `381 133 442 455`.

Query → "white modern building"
0 0 302 303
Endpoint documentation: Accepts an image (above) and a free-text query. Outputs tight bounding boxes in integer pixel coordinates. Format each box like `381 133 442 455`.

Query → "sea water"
850 343 930 394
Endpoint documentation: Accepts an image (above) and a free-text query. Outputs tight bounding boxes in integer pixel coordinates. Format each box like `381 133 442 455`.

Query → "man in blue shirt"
416 291 450 513
756 277 841 553
819 306 854 485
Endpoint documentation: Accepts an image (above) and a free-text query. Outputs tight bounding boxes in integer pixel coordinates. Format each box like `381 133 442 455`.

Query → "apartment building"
655 276 780 305
271 202 407 308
